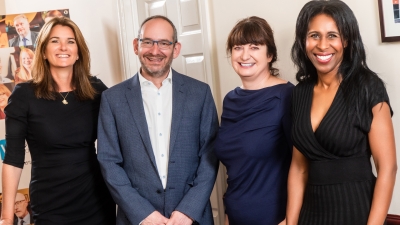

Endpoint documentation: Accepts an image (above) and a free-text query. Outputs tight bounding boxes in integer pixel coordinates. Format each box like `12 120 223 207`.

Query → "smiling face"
134 18 180 79
20 51 33 69
0 85 10 110
14 17 30 38
306 14 346 77
0 91 9 110
44 25 79 71
231 43 272 79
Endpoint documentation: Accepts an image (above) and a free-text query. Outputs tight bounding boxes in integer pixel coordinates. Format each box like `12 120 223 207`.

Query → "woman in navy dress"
287 1 396 225
214 16 293 225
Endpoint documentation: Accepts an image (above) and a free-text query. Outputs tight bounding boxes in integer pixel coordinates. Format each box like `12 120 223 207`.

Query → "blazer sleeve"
32 31 39 47
174 85 219 222
8 37 17 47
97 92 156 225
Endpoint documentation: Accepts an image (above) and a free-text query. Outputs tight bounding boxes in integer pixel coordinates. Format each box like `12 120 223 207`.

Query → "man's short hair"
137 15 178 43
13 14 29 23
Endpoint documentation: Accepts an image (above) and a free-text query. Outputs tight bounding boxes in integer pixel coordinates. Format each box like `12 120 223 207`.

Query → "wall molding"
116 0 140 79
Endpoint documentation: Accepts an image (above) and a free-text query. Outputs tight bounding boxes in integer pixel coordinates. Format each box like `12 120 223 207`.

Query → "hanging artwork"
378 0 400 42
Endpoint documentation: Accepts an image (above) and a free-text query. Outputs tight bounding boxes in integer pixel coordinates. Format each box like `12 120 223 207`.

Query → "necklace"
59 92 70 105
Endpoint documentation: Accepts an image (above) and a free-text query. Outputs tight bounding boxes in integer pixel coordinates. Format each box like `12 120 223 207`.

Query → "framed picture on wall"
378 0 400 42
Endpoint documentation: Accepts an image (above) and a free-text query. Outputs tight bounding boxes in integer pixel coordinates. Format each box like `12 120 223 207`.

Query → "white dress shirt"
18 31 33 46
139 70 172 189
17 212 31 225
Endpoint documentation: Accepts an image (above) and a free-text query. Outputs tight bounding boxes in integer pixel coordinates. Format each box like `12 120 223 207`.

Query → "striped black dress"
291 78 392 225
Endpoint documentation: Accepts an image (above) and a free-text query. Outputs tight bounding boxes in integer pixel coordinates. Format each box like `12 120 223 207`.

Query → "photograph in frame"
0 188 33 224
378 0 400 42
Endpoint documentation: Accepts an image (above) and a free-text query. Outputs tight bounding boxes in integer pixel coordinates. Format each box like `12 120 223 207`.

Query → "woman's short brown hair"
32 17 96 100
226 16 279 76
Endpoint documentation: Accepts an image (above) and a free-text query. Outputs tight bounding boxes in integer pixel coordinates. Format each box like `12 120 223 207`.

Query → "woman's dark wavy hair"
227 16 279 76
291 0 383 113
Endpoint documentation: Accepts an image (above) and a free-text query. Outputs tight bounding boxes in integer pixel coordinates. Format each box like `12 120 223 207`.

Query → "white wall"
2 0 124 87
209 0 400 214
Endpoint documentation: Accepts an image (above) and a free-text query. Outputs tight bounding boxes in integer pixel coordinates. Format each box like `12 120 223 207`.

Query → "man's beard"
140 53 173 78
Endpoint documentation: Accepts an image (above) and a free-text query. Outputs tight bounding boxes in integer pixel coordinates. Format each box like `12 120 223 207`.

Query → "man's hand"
142 211 169 225
166 211 193 225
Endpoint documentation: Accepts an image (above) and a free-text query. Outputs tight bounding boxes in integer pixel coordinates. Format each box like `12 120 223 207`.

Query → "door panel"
136 0 207 83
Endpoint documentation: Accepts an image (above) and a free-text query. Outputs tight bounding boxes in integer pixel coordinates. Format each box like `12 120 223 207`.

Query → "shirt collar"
20 30 32 41
138 68 172 85
18 212 31 224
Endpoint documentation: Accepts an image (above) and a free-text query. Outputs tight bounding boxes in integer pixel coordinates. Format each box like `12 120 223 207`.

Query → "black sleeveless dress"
291 78 392 225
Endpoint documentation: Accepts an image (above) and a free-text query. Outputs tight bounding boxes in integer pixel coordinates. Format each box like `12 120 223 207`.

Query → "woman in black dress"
287 1 397 225
1 17 115 224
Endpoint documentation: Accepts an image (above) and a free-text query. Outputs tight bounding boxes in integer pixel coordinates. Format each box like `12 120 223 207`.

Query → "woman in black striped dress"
286 1 397 225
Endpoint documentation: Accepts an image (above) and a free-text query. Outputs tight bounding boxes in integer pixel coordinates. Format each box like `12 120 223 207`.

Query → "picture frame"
378 0 400 42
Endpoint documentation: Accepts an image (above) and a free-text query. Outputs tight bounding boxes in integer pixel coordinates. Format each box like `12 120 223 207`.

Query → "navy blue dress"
215 83 294 225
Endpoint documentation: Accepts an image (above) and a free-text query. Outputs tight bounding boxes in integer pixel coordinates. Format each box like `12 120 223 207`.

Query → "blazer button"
156 190 162 194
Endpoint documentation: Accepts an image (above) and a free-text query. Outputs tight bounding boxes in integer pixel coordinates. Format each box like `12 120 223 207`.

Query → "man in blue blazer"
97 15 219 225
8 14 38 49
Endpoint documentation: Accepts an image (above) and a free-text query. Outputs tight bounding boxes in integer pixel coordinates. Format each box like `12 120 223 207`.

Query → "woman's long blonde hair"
32 17 96 100
17 47 35 82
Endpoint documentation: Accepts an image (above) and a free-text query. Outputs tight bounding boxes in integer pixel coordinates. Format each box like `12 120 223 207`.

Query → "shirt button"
158 92 160 95
161 154 164 157
158 112 161 115
159 133 162 136
162 175 166 179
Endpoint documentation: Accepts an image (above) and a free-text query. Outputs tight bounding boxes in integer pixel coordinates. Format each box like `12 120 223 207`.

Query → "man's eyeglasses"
139 38 174 50
15 200 25 207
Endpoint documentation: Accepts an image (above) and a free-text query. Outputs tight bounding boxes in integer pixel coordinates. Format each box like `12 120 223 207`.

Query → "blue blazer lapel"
125 74 158 169
169 70 186 155
9 36 20 47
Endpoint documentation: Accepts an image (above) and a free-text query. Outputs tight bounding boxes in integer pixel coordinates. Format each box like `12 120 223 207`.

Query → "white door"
116 0 225 224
